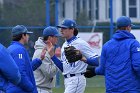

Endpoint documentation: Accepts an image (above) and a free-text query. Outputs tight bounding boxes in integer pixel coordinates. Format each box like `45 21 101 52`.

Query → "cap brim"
26 31 33 34
54 34 61 37
131 24 135 27
57 25 69 28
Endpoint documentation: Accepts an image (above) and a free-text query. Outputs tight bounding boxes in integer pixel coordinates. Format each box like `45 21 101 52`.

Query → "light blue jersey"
61 37 98 75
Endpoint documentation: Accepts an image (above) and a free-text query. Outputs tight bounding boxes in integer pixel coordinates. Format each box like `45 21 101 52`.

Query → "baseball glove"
64 46 82 63
84 66 96 78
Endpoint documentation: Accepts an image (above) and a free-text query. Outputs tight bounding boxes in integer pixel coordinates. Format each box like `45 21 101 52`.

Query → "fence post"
55 0 60 88
46 0 50 26
55 0 59 26
110 0 113 39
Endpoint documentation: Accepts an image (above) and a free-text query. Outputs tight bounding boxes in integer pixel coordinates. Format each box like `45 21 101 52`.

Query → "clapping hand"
40 46 47 60
45 40 55 57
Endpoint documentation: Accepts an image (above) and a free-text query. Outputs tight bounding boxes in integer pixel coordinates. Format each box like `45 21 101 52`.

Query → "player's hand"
55 47 61 57
46 40 55 57
84 66 96 78
81 56 87 63
40 46 47 60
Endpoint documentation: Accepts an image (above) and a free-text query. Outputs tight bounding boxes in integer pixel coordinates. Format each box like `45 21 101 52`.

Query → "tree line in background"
0 0 112 56
0 0 54 46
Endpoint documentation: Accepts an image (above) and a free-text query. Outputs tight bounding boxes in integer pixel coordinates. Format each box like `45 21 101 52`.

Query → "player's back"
104 30 140 92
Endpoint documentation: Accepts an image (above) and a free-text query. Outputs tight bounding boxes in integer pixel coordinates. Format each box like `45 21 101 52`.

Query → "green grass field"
53 75 105 93
53 87 105 93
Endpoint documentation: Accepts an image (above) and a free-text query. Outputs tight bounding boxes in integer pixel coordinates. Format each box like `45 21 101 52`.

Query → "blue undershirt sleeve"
31 58 42 71
95 47 106 75
86 56 99 66
51 55 63 72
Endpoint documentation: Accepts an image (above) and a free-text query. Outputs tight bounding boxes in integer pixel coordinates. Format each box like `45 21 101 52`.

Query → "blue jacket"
0 44 21 91
6 41 42 93
96 30 140 93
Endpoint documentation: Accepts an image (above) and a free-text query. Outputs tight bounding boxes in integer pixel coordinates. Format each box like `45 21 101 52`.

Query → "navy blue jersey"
96 30 140 92
7 41 42 93
0 44 21 91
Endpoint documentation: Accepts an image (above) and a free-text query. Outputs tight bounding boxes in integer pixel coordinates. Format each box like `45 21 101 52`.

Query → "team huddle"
0 16 140 93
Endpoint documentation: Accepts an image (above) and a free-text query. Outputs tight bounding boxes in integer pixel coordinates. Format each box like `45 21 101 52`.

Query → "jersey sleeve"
51 55 63 72
131 40 140 77
78 41 99 66
31 58 42 71
95 45 106 75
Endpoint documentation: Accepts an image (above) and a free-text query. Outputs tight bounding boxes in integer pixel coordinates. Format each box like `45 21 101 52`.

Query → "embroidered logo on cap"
62 20 65 24
137 47 140 52
71 24 74 26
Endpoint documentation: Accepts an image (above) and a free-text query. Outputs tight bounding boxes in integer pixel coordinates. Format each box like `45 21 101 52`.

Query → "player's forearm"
51 55 63 72
95 67 105 75
31 58 42 71
95 56 105 75
82 56 99 66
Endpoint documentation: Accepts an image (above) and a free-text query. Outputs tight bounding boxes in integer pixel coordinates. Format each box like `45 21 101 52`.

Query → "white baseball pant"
64 75 86 93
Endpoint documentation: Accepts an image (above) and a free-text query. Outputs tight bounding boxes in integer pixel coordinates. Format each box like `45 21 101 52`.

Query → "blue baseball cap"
43 26 61 37
57 19 77 28
116 16 134 27
12 25 33 36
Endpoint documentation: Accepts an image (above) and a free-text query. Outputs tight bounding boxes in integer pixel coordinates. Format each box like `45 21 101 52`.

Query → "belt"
64 73 84 78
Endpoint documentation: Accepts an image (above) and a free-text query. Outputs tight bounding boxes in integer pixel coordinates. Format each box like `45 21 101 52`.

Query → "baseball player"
0 43 21 92
6 25 46 93
32 26 60 93
46 19 99 93
94 16 140 93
